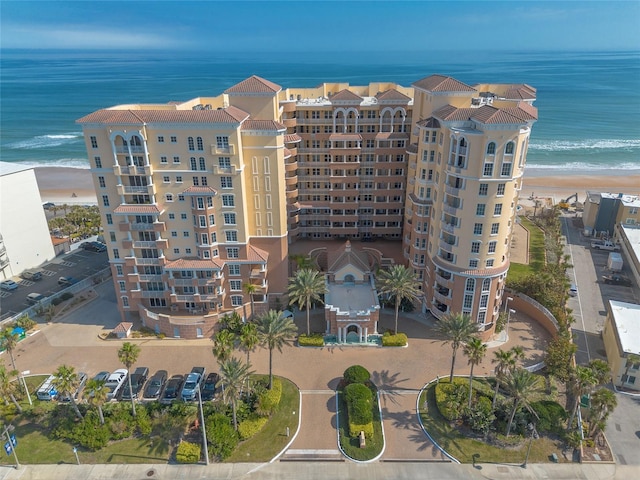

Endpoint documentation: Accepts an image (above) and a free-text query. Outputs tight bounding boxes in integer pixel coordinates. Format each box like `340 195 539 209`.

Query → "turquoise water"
1 49 639 173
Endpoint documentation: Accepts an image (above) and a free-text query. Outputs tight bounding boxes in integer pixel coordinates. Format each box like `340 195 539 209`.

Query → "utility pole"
197 384 209 465
2 424 20 469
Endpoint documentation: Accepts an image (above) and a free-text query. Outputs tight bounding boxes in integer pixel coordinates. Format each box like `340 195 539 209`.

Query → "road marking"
285 449 341 455
300 390 333 394
380 389 421 395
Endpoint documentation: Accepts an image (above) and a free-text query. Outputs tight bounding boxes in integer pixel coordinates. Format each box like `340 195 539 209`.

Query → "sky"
1 0 639 52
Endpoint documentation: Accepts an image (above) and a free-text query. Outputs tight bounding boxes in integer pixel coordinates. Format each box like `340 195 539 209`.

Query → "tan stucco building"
78 74 536 339
603 300 640 391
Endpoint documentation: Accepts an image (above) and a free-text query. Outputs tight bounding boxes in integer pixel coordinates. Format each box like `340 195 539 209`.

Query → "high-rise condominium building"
78 74 536 339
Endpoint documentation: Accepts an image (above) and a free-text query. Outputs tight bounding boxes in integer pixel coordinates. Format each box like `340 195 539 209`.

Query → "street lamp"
504 296 514 314
73 446 80 465
197 384 209 465
522 422 538 468
20 371 32 406
507 309 516 339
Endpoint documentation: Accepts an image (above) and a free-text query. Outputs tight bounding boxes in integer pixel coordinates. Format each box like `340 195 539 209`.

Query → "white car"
0 280 18 291
104 369 128 400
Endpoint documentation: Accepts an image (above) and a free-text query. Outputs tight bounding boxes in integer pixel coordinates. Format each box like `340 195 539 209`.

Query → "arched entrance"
345 324 361 343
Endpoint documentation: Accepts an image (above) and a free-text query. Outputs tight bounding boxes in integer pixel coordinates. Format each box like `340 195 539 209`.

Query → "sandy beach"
33 166 640 208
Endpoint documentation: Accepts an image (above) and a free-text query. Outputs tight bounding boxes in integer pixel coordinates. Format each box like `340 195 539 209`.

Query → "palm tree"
437 313 478 382
0 363 22 413
243 283 259 320
257 310 298 389
491 348 519 408
588 359 611 387
85 378 109 424
212 329 236 364
0 329 19 372
588 388 617 437
287 268 327 336
621 353 640 387
503 368 539 436
218 357 254 430
377 265 421 335
239 323 259 364
463 338 487 408
567 365 597 430
118 342 141 417
52 364 83 420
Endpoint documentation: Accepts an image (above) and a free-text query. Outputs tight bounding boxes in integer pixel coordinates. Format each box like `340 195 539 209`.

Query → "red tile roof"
113 204 162 214
416 117 441 128
413 74 477 93
165 258 224 270
329 133 362 141
181 186 219 195
434 104 537 124
241 120 286 131
375 89 411 103
77 106 249 125
504 84 537 100
406 143 418 154
375 132 409 140
247 245 269 263
284 133 302 143
330 89 363 102
224 75 282 95
113 322 133 334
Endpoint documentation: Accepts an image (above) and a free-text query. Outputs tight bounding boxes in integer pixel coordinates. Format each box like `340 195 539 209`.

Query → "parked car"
160 375 184 405
105 369 128 400
568 284 578 297
201 372 220 401
42 202 55 210
92 371 110 383
58 276 78 286
602 274 633 286
181 370 204 401
58 372 88 402
81 241 106 252
20 270 42 281
120 367 149 400
0 280 18 291
26 292 46 304
143 370 168 400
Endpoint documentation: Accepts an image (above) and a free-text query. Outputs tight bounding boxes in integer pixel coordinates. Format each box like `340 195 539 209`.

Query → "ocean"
1 49 639 174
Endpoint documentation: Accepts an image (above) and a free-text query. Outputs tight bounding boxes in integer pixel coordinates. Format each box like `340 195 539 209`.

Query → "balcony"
114 165 150 176
445 185 463 196
434 290 451 304
286 188 298 198
435 272 453 287
285 176 298 186
250 268 267 279
439 239 455 253
441 222 458 235
125 256 166 267
283 117 297 128
115 146 145 154
117 184 153 196
443 204 458 216
285 160 298 172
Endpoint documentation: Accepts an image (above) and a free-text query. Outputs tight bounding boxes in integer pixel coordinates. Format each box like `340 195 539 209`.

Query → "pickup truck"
602 274 632 286
591 240 620 251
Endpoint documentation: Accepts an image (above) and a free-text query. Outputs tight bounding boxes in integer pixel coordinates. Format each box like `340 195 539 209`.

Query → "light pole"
522 422 538 468
504 296 514 314
20 371 32 406
197 384 209 465
507 308 516 339
73 446 80 465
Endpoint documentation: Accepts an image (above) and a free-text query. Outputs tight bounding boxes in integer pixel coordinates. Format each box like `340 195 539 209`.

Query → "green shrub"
382 332 407 346
206 413 239 460
60 292 74 301
136 405 152 435
70 412 110 450
257 377 282 414
238 415 269 440
298 334 324 346
343 365 370 385
344 383 373 425
51 297 63 306
349 420 374 438
176 441 201 463
435 379 468 421
14 314 36 331
464 396 495 434
531 400 567 434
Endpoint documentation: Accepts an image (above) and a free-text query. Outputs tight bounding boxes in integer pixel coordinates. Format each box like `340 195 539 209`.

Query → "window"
488 241 497 253
90 136 98 148
226 247 239 258
190 157 197 170
208 214 215 226
166 193 174 202
505 142 515 154
221 177 233 189
501 162 512 176
158 136 164 143
216 136 229 149
228 264 240 275
222 194 234 207
480 294 489 308
223 213 236 225
102 195 109 207
491 223 499 235
106 214 113 225
188 137 195 151
197 137 203 151
192 177 199 186
94 156 102 168
171 136 177 143
176 176 183 183
463 294 473 310
231 295 243 306
199 157 206 170
494 204 503 216
469 259 478 268
201 176 208 186
186 248 192 254
181 213 188 220
225 231 238 242
486 142 496 155
230 280 242 291
171 231 178 237
474 223 483 235
113 249 120 259
173 248 180 254
118 281 126 292
476 204 486 216
486 259 494 267
163 176 170 183
173 156 180 164
497 183 506 196
483 163 493 176
98 176 106 188
471 241 481 254
219 157 231 169
183 231 190 237
160 156 168 164
168 213 175 220
479 183 488 196
116 265 123 276
178 195 185 201
109 231 116 242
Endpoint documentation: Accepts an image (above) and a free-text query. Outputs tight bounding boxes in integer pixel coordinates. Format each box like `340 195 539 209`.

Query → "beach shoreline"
30 165 640 207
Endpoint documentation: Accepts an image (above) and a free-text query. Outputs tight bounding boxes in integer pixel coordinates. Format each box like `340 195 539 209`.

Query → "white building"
603 300 640 391
0 163 56 279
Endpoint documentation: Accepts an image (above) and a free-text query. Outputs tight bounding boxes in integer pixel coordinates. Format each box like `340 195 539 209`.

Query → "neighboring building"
583 191 640 237
0 163 56 279
614 223 640 287
602 300 640 391
78 74 536 339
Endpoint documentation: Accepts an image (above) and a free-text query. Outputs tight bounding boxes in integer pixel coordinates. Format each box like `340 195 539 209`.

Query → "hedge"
530 400 567 434
60 292 74 301
349 419 374 439
238 415 269 440
176 441 201 463
344 383 373 425
298 334 324 347
435 378 469 421
382 332 407 346
343 365 370 385
258 377 282 413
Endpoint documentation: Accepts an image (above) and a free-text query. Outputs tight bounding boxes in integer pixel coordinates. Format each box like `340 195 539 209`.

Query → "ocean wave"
525 161 640 171
2 159 91 169
529 139 640 152
4 132 84 150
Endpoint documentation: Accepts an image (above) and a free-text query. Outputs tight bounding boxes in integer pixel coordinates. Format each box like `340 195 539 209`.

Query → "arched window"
190 157 197 170
196 137 203 151
465 278 475 292
344 274 355 284
130 136 141 146
486 142 496 155
505 141 515 154
188 137 195 151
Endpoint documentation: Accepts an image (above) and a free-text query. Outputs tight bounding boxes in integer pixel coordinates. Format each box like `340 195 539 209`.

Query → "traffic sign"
10 434 16 447
4 441 12 455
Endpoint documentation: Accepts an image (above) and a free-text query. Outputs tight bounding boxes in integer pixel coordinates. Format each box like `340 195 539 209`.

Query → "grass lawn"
418 384 567 464
336 387 383 461
508 216 546 283
225 375 300 462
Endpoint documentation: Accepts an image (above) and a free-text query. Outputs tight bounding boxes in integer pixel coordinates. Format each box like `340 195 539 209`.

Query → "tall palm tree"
212 329 236 364
503 368 539 437
239 322 259 364
218 357 254 430
52 364 83 420
243 283 259 320
0 363 22 413
437 312 478 382
85 378 109 424
567 365 597 430
463 337 487 408
588 359 611 387
118 342 141 417
491 348 520 408
588 388 617 437
377 265 421 335
287 268 327 336
257 310 298 389
0 329 19 372
621 353 640 387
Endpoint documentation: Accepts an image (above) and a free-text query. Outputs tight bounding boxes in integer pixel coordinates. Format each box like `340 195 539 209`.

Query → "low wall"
507 290 560 338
